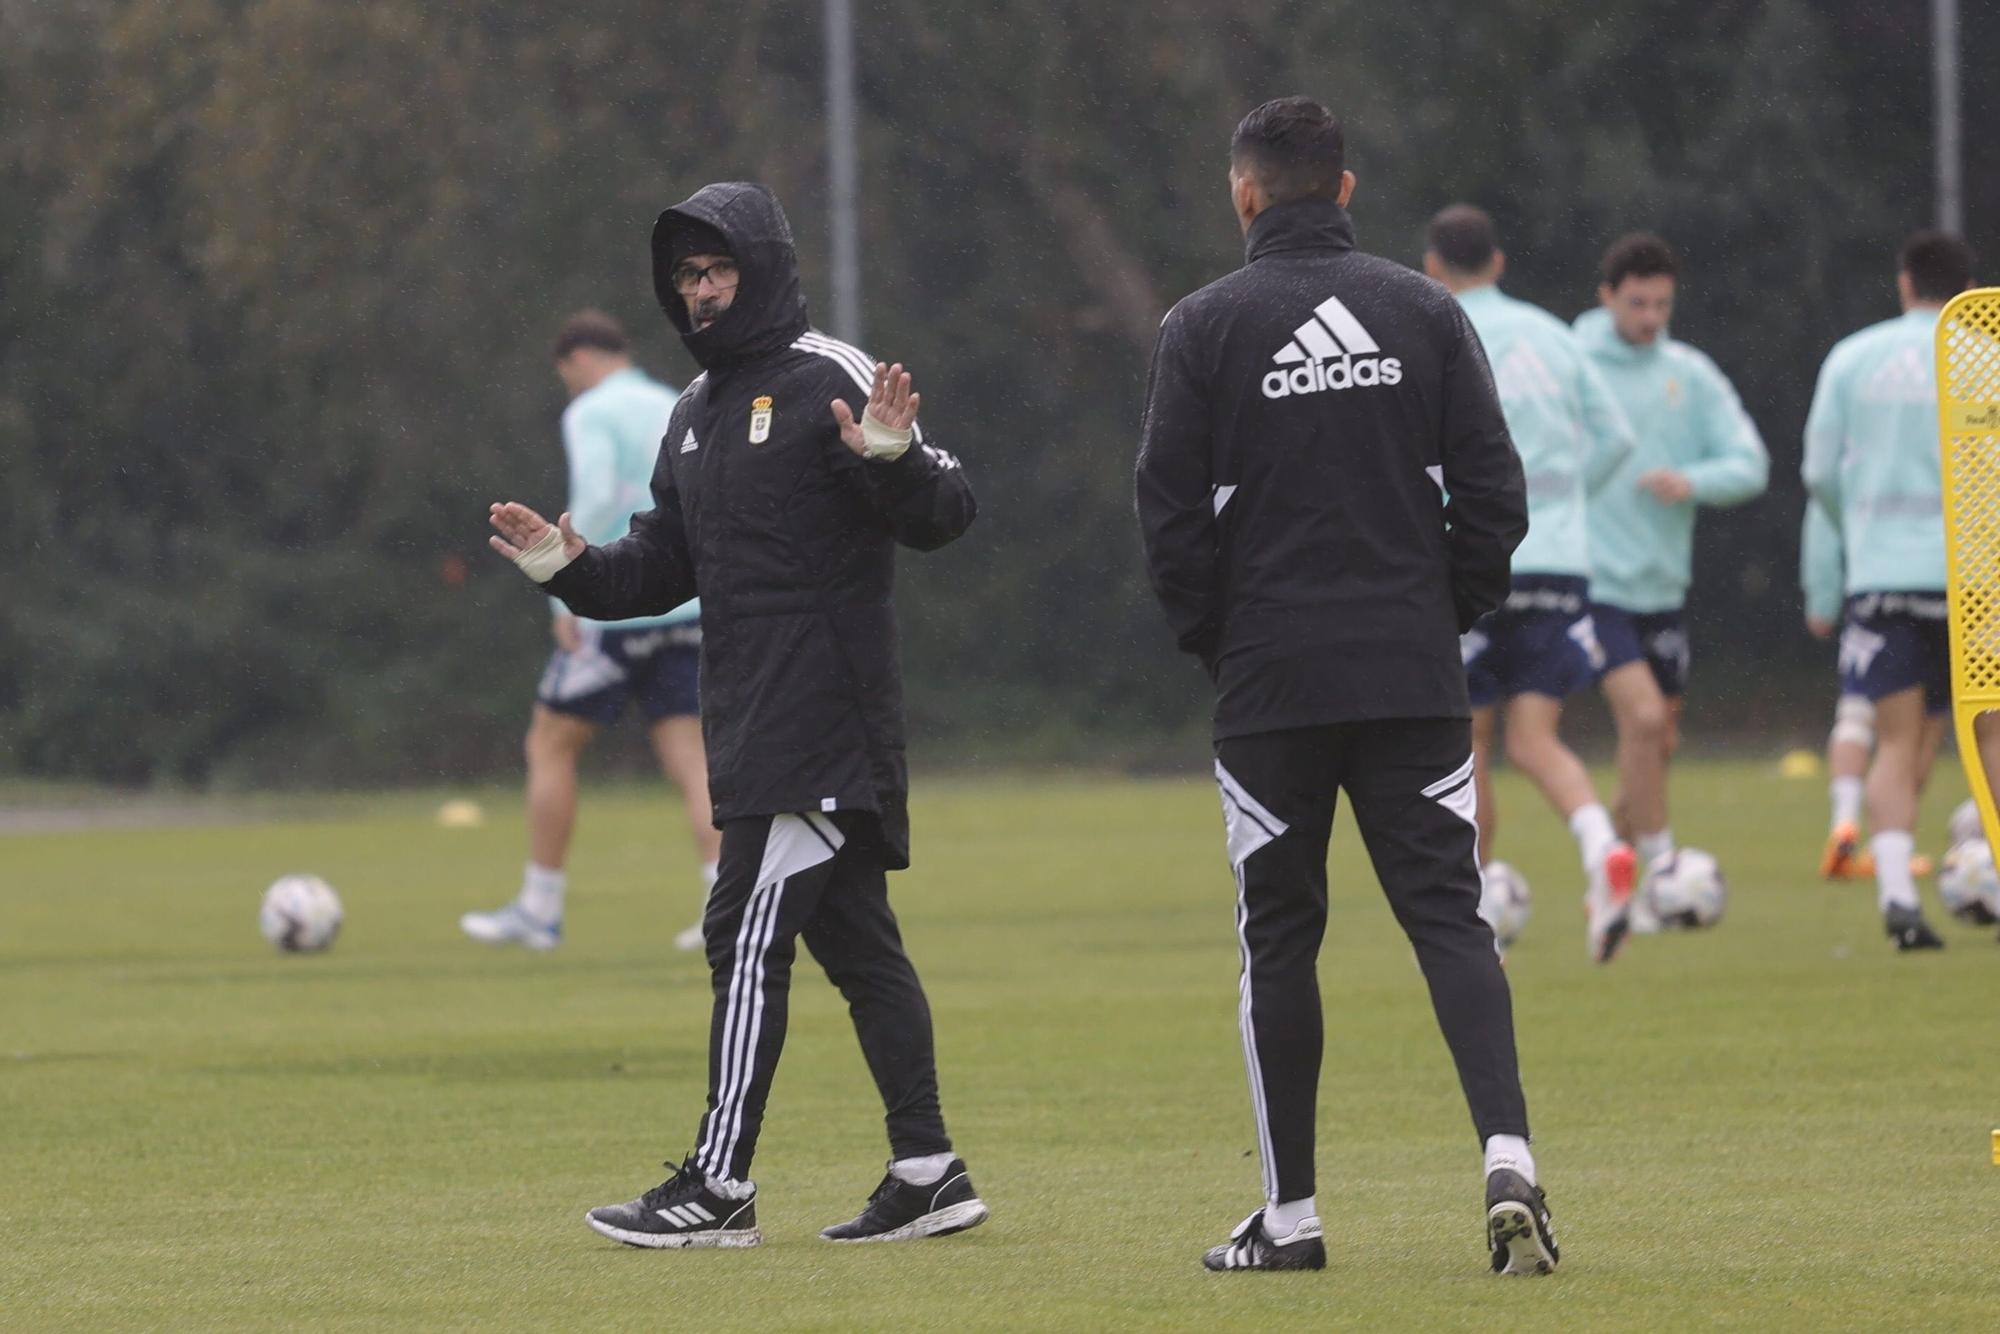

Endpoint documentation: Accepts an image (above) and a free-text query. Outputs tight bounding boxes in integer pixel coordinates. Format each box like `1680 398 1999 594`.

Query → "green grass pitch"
4 760 1998 1330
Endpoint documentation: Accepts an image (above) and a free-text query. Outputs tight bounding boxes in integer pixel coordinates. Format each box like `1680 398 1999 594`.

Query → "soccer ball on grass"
1478 861 1532 946
1643 848 1726 929
259 874 344 952
1937 838 2000 925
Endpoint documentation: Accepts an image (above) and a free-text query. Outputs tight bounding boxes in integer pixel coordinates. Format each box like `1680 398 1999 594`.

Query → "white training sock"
1484 1133 1536 1186
1569 803 1617 875
1830 777 1864 829
890 1152 957 1186
519 862 566 922
1264 1195 1319 1239
704 1172 756 1200
1636 829 1674 869
1872 831 1919 913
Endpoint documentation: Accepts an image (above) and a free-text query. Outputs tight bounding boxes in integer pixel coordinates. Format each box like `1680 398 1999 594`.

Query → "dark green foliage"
3 1 1996 783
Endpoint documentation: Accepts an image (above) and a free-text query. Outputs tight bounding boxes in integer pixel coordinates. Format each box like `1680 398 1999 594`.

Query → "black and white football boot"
1885 904 1945 952
819 1159 989 1242
584 1158 761 1249
1201 1209 1326 1272
1486 1168 1559 1276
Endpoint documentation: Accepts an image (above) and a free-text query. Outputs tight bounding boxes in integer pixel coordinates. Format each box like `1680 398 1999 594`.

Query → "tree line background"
3 0 1997 787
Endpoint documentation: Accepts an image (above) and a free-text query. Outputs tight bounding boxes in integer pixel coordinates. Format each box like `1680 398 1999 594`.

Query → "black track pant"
1214 719 1529 1205
690 811 951 1182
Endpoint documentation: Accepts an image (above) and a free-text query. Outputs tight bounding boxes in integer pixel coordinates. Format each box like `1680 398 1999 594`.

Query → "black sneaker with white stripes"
585 1157 760 1249
1486 1168 1559 1275
1201 1209 1326 1272
819 1159 989 1242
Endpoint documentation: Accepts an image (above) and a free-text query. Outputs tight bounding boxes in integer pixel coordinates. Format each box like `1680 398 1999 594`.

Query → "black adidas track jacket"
1135 197 1527 738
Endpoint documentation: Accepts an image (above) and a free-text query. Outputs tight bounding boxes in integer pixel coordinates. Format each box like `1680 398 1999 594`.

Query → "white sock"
704 1172 755 1200
701 860 719 892
1264 1195 1318 1239
1872 831 1919 912
1569 803 1617 874
1484 1133 1536 1186
889 1151 956 1186
1636 828 1673 869
519 863 566 922
1831 777 1864 829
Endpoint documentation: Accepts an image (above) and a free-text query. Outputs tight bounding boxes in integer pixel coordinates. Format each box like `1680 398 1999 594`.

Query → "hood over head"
652 182 809 370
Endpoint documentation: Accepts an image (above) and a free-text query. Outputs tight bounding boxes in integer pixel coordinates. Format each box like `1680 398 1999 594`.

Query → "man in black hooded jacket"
489 182 985 1250
1137 99 1556 1277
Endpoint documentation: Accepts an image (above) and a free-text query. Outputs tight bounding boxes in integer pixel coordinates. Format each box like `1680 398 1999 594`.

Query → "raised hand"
489 502 585 564
831 361 921 459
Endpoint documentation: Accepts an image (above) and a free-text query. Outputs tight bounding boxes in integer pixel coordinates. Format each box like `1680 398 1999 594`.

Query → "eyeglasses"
670 259 740 295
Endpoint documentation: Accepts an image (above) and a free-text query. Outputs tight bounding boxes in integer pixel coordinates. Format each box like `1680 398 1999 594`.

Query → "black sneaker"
820 1159 989 1242
1486 1169 1559 1275
1201 1208 1326 1272
584 1157 761 1249
1885 905 1945 951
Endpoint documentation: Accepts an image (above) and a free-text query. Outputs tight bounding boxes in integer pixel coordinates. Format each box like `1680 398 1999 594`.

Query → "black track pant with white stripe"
690 811 951 1183
1214 719 1529 1206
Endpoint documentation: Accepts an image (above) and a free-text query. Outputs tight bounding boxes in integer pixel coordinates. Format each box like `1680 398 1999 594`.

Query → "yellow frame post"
1937 287 2000 846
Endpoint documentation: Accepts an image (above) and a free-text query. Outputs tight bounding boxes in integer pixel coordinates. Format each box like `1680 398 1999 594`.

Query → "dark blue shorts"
1462 576 1603 709
536 623 701 726
1837 592 1950 716
1592 604 1690 698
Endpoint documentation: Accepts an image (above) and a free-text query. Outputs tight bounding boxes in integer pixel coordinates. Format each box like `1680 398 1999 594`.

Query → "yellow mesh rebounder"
1938 288 2000 845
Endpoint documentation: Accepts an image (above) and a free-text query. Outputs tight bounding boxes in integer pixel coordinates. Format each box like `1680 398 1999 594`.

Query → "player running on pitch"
1801 500 1941 881
461 310 717 953
1802 230 1975 950
1424 205 1640 962
1140 97 1556 1277
1572 234 1768 902
491 182 986 1245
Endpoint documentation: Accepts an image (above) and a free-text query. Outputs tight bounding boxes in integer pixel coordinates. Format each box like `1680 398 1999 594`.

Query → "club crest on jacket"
749 395 774 444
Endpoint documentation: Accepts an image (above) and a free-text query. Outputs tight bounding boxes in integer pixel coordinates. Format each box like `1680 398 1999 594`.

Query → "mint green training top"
1800 308 1947 595
556 366 698 629
1455 285 1635 580
1572 307 1769 612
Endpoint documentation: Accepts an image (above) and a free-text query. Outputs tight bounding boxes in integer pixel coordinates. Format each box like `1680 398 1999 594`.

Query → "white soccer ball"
259 874 344 952
1643 848 1726 929
1937 838 2000 925
1478 861 1532 945
1948 797 1986 849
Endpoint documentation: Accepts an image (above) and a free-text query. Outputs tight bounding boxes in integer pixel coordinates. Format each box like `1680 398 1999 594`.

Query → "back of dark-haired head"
1899 230 1974 303
1427 205 1499 274
552 308 630 361
1231 97 1345 205
1601 232 1678 289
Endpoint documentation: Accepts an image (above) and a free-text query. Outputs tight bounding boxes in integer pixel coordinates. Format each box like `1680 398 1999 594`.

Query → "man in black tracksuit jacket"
1137 99 1557 1276
489 182 987 1250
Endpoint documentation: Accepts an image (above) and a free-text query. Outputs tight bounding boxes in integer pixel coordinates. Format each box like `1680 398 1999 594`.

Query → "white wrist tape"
513 527 575 583
860 413 913 461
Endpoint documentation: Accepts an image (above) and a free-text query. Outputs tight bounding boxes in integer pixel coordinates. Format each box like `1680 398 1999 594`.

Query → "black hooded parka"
545 183 975 867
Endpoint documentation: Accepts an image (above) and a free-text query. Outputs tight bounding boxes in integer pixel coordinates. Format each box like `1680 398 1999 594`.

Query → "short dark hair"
552 308 629 361
1899 230 1973 303
1427 204 1499 274
1231 97 1345 205
1601 232 1678 289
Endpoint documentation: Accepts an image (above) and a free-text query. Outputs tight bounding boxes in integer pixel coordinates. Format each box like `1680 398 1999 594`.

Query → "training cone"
436 799 486 829
1778 750 1823 780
